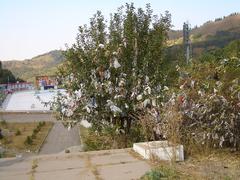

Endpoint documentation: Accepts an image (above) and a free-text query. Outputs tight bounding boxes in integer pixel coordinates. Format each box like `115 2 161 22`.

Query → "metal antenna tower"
183 22 192 64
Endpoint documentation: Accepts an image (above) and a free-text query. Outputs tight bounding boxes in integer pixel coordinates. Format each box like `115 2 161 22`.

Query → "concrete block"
133 141 184 161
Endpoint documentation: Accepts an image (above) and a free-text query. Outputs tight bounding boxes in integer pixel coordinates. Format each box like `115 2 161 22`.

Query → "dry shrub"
81 124 145 151
139 111 157 141
138 105 182 143
161 105 182 146
136 102 227 156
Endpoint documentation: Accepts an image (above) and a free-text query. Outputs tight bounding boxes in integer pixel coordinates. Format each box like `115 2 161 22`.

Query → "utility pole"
183 22 192 64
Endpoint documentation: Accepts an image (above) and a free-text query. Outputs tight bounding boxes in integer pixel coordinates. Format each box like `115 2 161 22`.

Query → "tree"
0 61 24 84
224 40 240 58
56 3 171 134
0 69 17 84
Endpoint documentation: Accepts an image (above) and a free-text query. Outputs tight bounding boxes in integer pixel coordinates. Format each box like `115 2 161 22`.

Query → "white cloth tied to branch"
106 100 122 113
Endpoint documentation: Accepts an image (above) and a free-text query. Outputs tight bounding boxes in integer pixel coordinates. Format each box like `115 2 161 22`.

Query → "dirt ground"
150 150 240 180
0 122 53 156
0 112 56 123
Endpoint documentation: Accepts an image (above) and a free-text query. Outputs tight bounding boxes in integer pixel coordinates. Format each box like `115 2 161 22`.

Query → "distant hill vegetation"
0 61 21 84
2 13 240 82
168 13 240 56
2 50 65 82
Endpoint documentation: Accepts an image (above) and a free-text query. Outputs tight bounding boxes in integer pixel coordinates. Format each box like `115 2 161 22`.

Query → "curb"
36 122 54 154
0 111 53 114
78 124 85 151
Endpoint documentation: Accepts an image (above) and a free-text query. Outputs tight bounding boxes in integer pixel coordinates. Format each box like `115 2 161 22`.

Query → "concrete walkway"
39 122 81 154
0 149 151 180
0 112 81 155
0 112 56 122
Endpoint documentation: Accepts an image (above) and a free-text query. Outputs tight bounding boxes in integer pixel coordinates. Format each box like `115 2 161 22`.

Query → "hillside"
0 61 20 84
2 50 64 82
168 13 240 56
2 14 240 82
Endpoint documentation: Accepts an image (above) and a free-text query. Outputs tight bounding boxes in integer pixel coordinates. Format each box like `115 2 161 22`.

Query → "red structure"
35 76 57 89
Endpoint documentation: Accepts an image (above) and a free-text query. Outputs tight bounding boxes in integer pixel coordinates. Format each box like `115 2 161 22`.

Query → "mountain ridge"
168 13 240 56
2 13 240 82
168 12 240 40
2 50 65 82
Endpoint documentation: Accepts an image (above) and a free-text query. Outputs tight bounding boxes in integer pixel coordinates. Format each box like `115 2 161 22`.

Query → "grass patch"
141 166 181 180
79 125 240 179
143 150 240 180
30 159 38 180
0 120 8 128
0 121 53 155
15 129 21 136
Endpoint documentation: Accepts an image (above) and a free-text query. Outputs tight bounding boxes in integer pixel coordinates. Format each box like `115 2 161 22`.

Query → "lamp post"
17 81 19 91
7 76 9 91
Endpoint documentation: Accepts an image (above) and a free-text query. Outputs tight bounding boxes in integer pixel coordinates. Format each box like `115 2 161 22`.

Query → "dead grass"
84 153 102 180
186 150 240 179
0 121 53 154
134 106 240 179
144 150 240 180
29 159 38 180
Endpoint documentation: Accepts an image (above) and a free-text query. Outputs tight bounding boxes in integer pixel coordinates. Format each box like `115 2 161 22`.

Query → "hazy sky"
0 0 239 61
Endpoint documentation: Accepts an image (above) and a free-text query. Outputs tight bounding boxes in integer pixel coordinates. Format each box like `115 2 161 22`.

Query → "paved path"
0 149 151 180
0 112 81 155
0 112 56 122
39 122 81 154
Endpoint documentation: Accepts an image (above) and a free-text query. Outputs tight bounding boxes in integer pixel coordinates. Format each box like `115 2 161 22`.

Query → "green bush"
15 129 21 136
81 124 146 151
36 125 41 130
2 137 12 144
142 170 164 180
41 121 46 126
141 166 180 180
31 133 36 139
0 120 7 127
38 122 43 127
33 128 39 134
24 136 33 145
0 129 3 139
36 121 45 130
0 151 6 158
32 122 46 138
